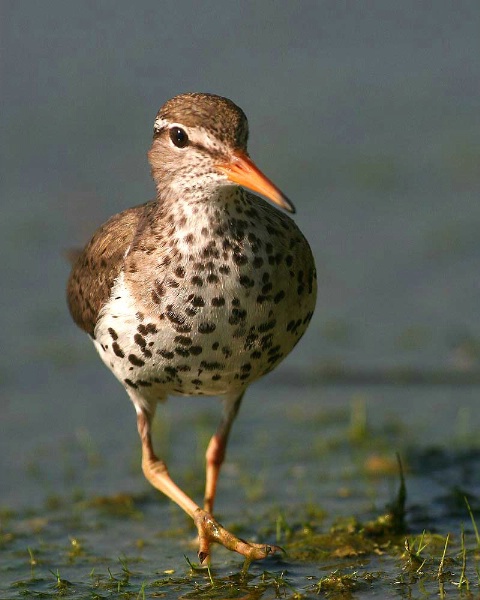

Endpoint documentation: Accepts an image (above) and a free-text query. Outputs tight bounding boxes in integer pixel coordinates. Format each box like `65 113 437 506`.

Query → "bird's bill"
215 151 296 213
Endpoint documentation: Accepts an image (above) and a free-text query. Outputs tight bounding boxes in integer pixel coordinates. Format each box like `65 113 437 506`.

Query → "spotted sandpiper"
67 93 317 563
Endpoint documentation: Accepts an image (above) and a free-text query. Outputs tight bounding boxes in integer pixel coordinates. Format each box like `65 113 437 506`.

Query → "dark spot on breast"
285 255 293 266
262 282 273 294
219 265 230 274
190 346 203 355
108 327 118 340
212 341 219 350
212 374 222 381
229 308 247 325
154 280 166 296
303 311 313 324
233 252 248 266
274 290 285 304
112 342 124 358
245 207 259 218
124 378 138 389
166 305 187 325
202 243 220 258
211 296 225 307
191 295 205 307
268 345 281 356
166 278 179 288
260 334 274 350
191 275 203 287
128 354 145 367
137 380 152 387
287 319 302 334
251 350 262 359
244 333 258 350
268 353 284 364
175 266 185 278
253 257 263 268
222 346 232 358
175 335 192 346
198 322 216 334
158 349 174 359
258 320 276 333
239 275 254 288
207 273 219 284
134 333 147 349
191 378 203 386
200 360 225 371
175 347 190 357
232 326 247 339
267 224 280 236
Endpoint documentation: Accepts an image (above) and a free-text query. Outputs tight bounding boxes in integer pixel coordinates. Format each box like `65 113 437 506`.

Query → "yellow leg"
135 402 280 563
204 392 244 513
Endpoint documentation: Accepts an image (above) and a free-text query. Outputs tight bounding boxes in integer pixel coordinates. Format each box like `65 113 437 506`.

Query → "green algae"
3 397 480 598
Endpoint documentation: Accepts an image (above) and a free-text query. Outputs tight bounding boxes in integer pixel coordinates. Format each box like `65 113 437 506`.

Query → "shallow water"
2 2 480 597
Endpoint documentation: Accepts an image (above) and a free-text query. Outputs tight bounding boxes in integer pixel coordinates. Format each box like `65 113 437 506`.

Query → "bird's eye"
169 126 189 148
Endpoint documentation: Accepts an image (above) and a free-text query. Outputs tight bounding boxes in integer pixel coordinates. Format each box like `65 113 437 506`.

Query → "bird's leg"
135 402 281 563
204 391 244 514
136 404 198 516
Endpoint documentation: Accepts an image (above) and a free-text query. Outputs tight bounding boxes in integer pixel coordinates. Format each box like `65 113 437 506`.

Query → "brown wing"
66 201 154 337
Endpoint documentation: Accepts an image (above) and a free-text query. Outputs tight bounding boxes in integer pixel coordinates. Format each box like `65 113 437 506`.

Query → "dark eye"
169 126 188 148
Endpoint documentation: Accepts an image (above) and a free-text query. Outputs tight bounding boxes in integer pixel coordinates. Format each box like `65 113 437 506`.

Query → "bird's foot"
193 508 281 564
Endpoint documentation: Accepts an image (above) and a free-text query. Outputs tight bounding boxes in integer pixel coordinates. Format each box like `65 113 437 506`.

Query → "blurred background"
2 2 480 510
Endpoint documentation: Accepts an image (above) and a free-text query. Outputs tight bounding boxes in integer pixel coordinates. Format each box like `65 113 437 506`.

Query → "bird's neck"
122 184 254 311
154 182 240 230
125 184 248 267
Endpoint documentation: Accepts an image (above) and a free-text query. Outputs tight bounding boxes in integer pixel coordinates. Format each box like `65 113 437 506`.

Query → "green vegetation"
2 400 480 598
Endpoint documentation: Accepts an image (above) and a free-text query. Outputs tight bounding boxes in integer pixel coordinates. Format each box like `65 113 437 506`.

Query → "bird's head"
148 92 295 213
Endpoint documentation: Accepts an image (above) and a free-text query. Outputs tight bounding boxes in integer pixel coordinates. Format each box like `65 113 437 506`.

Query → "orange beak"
215 151 296 213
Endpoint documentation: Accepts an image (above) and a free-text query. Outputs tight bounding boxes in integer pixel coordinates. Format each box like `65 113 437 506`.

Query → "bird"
67 92 317 564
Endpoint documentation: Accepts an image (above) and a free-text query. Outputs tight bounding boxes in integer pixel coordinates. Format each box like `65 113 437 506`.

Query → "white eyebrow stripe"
192 128 220 150
153 117 170 131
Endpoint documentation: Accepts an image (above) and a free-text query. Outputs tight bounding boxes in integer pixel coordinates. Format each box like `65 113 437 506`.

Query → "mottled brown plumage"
68 203 151 335
67 93 316 565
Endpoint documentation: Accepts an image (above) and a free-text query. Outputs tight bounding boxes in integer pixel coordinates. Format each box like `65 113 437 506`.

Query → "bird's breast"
93 199 317 398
